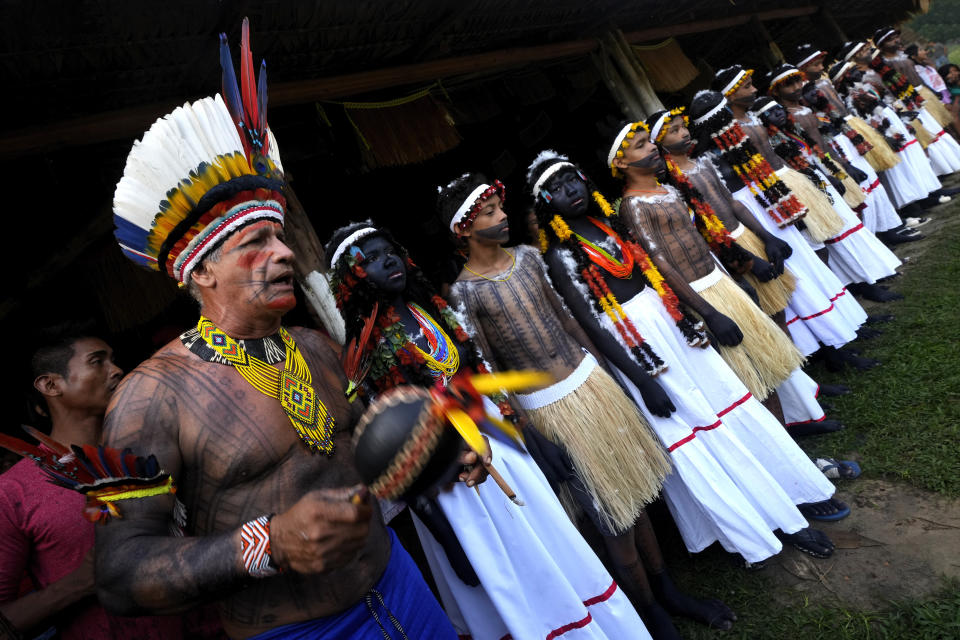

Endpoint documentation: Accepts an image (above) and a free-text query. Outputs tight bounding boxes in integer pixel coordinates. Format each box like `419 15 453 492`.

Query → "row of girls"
319 32 959 640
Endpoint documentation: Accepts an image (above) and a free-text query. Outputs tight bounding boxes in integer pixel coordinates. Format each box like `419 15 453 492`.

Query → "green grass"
803 209 960 497
666 203 960 638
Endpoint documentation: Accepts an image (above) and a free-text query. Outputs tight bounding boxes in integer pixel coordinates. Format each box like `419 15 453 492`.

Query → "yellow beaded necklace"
196 316 335 455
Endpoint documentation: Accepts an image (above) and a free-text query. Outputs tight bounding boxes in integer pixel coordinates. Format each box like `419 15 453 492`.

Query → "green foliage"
950 46 960 66
907 0 960 44
667 202 960 637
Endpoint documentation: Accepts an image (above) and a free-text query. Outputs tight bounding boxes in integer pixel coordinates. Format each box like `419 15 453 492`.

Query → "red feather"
342 302 378 385
21 424 70 457
0 433 45 461
240 18 259 137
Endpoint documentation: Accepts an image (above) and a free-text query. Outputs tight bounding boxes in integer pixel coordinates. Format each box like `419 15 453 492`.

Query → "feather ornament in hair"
304 270 347 345
342 302 378 401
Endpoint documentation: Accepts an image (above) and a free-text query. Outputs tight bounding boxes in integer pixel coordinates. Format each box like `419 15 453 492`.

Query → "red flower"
454 328 469 343
431 295 448 310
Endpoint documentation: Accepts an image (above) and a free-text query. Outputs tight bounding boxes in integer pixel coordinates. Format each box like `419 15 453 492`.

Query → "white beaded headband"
606 123 635 168
843 42 867 62
796 50 826 69
769 68 802 90
692 98 728 125
532 162 575 197
831 62 854 83
650 112 671 144
330 227 377 268
720 69 746 96
449 183 490 232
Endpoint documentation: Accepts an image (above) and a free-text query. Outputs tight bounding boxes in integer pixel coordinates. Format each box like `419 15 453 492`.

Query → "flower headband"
449 180 506 235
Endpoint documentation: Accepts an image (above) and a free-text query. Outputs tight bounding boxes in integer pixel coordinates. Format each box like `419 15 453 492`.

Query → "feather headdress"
113 18 286 284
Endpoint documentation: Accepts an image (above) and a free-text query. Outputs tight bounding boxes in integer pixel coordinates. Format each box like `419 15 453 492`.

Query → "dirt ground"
762 181 960 612
763 479 960 609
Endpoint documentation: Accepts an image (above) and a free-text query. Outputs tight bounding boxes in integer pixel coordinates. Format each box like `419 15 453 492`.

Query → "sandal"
798 498 851 522
778 527 835 559
814 457 862 480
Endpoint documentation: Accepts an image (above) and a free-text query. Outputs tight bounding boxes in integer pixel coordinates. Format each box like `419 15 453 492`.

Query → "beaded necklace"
573 218 635 280
462 248 516 282
196 317 335 455
407 303 460 382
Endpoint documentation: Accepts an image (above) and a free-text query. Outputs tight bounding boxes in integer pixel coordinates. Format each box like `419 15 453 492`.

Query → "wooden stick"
483 462 524 506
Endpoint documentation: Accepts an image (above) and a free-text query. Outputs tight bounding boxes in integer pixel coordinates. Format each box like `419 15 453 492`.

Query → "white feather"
525 149 568 183
303 270 346 345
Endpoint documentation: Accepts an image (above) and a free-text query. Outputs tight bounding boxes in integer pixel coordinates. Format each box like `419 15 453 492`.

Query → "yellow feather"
485 415 525 446
444 408 490 458
469 371 554 395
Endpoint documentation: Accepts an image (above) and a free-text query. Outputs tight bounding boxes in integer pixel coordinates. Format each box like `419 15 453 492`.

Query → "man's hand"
637 379 676 418
455 437 491 488
269 486 373 574
704 311 744 347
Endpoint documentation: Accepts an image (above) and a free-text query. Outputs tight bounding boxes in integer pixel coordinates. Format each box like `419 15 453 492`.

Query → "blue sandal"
814 458 862 480
798 498 851 522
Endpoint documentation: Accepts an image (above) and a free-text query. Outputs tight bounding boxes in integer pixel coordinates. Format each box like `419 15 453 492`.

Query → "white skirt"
834 134 903 233
809 167 902 286
607 288 836 561
918 108 960 176
777 368 826 426
883 106 942 201
414 432 651 640
731 185 866 353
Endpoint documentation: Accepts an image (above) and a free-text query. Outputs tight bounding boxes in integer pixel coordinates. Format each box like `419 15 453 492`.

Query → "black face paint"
357 236 407 294
780 87 804 103
627 152 664 170
729 92 756 108
473 220 510 240
762 105 788 128
662 136 694 156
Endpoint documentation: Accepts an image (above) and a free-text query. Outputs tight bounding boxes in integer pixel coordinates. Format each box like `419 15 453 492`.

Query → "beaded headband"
795 49 827 69
651 108 687 144
606 121 649 173
720 68 753 96
531 162 575 198
692 97 728 125
874 29 897 47
329 227 377 268
752 99 779 116
449 181 506 235
831 61 854 83
768 68 803 92
843 42 867 62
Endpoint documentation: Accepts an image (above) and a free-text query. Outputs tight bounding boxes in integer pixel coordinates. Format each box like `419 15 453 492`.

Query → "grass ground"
666 196 960 639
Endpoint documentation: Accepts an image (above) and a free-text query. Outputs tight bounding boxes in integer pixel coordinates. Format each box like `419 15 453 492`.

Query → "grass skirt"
919 87 954 129
516 355 671 534
693 269 804 400
839 173 866 209
777 167 845 243
845 116 901 172
734 225 797 315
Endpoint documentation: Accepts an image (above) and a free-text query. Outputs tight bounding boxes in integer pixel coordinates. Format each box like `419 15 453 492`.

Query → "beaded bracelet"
240 515 280 578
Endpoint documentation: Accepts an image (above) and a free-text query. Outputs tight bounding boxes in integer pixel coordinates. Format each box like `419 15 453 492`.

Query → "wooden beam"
0 38 598 159
622 6 819 44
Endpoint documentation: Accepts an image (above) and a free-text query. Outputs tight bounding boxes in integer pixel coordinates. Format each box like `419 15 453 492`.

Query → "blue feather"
258 59 268 146
219 32 244 126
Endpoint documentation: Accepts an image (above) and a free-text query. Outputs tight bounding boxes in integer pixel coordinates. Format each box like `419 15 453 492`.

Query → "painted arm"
95 364 372 616
542 249 675 418
620 201 743 347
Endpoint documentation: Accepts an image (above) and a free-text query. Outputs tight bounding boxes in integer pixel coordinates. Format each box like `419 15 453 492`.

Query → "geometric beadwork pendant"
279 371 318 425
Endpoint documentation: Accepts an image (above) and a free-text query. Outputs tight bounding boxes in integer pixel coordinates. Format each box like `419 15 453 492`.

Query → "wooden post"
282 179 346 343
750 16 783 70
591 49 645 121
611 29 665 114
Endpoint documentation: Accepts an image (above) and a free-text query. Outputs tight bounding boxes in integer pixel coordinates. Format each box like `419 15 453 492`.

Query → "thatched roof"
1 0 926 361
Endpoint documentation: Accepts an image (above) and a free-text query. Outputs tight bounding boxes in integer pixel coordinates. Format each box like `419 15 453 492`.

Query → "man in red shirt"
0 329 183 640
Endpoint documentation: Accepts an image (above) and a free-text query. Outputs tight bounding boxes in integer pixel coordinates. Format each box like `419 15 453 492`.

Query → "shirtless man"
97 25 455 640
